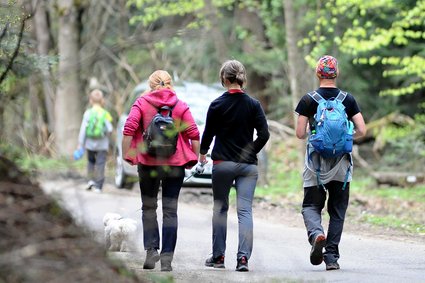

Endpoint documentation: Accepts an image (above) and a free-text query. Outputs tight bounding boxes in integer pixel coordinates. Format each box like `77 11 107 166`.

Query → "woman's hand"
199 154 207 164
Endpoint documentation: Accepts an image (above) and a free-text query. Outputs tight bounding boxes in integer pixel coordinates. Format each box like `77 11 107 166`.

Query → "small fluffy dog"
103 212 138 252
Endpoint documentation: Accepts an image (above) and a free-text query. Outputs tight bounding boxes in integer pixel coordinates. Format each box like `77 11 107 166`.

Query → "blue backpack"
308 91 354 158
308 91 354 189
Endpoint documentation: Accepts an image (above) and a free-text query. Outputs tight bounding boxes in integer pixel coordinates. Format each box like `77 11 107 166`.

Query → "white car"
114 81 220 189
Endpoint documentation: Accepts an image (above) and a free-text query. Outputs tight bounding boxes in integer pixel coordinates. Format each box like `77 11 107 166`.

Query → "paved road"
41 179 425 283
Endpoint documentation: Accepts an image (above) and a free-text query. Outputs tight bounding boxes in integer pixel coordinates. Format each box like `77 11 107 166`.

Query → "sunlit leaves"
128 0 205 26
304 0 425 97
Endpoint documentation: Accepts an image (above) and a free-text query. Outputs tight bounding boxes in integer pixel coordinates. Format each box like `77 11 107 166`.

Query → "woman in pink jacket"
122 70 200 272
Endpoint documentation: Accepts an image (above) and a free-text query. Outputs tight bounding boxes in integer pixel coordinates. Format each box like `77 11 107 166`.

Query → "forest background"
0 0 424 235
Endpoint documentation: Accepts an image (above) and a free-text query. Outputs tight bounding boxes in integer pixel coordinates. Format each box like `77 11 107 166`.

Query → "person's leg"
138 165 161 251
93 150 107 190
302 185 327 265
160 166 184 254
234 163 258 261
86 150 96 189
324 181 350 266
211 162 236 258
301 185 326 244
159 166 184 271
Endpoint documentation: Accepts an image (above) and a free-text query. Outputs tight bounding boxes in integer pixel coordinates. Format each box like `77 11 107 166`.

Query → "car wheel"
115 151 134 189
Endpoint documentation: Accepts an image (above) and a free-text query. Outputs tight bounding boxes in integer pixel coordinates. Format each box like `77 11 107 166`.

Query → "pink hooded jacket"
123 88 199 167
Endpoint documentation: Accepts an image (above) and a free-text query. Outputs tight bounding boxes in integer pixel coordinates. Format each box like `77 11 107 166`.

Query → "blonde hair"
148 70 173 91
89 89 104 106
219 60 247 88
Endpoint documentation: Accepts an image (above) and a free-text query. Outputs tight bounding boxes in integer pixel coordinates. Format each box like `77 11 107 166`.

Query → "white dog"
103 212 138 252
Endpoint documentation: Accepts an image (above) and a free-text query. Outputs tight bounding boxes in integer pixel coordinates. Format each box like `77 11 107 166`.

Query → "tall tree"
55 0 82 156
283 0 302 129
33 0 55 132
283 0 315 168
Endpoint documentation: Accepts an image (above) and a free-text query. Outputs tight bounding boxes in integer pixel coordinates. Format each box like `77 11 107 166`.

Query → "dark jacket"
200 90 269 164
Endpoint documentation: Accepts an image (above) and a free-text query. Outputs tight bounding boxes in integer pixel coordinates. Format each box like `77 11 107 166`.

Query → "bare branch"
0 23 9 42
0 13 32 85
95 38 141 84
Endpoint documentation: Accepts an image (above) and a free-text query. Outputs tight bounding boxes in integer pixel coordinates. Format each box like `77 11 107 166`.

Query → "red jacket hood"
142 89 179 108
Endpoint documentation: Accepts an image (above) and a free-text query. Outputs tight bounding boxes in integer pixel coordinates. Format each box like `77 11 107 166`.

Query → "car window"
126 81 222 127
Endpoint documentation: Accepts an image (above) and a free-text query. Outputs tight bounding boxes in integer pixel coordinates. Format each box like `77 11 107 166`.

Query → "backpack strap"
158 99 179 117
309 91 347 103
336 91 347 102
307 91 325 103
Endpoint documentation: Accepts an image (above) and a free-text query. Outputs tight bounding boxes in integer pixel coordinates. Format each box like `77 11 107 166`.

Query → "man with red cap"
294 55 366 270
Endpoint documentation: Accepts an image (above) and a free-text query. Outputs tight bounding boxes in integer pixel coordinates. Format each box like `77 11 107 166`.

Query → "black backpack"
142 99 179 158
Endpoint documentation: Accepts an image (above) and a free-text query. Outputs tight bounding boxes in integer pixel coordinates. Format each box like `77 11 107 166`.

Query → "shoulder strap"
336 91 347 102
308 91 325 103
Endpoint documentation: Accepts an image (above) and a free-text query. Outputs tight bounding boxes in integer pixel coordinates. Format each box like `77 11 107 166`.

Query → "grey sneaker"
326 262 340 270
205 255 225 268
310 234 326 265
143 249 160 269
160 253 173 272
86 180 96 190
160 260 172 272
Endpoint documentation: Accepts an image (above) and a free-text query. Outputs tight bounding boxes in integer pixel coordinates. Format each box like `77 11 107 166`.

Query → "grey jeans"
211 161 258 260
87 150 107 190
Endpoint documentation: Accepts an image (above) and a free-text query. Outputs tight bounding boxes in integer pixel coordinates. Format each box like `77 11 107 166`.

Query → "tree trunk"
283 0 302 128
234 8 269 108
283 0 308 172
55 0 82 156
234 7 270 186
0 102 4 142
33 0 55 133
204 0 228 62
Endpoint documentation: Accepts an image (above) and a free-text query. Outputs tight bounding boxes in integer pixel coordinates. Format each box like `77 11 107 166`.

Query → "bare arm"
191 140 200 156
351 112 367 139
122 135 133 161
296 114 309 139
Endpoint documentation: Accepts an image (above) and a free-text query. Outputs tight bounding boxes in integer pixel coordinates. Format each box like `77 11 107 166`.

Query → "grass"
354 181 425 203
360 214 425 234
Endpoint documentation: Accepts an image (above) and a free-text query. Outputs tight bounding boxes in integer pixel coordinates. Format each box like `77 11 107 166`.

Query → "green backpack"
86 108 108 138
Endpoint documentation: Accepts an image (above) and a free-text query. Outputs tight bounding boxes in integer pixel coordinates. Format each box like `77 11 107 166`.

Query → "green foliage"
377 113 425 171
128 0 205 26
0 1 34 101
0 143 37 176
304 0 425 97
0 142 85 176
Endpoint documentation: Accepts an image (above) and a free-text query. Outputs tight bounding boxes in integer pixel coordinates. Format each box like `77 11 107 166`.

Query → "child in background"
77 89 113 193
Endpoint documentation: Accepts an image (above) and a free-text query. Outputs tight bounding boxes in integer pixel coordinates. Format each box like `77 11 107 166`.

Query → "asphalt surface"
41 179 425 283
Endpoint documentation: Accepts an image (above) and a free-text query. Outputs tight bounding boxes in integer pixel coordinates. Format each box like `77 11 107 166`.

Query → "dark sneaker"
326 262 340 271
205 255 225 268
236 256 249 272
143 249 160 269
310 234 326 265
